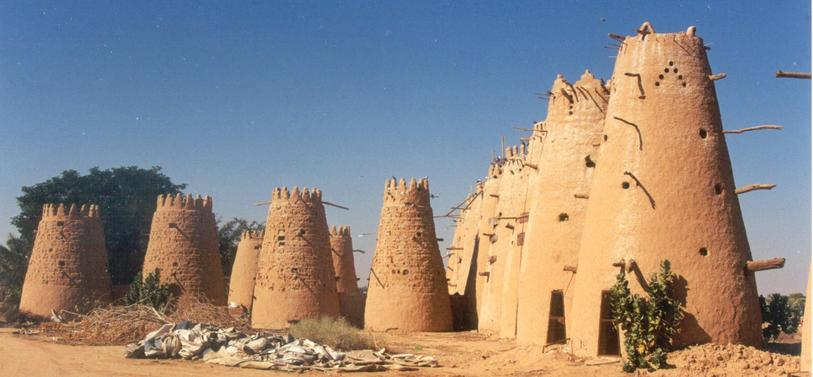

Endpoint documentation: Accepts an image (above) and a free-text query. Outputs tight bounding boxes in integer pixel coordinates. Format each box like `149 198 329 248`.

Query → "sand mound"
667 343 800 376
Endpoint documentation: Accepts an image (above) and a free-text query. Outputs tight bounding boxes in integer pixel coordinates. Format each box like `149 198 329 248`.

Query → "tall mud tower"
569 23 761 356
252 187 339 329
516 71 608 344
142 194 227 306
365 178 452 332
19 204 112 316
228 231 263 311
329 226 364 327
474 162 503 331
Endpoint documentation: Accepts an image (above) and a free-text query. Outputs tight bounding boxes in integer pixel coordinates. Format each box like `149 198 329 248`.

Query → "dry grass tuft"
288 316 376 350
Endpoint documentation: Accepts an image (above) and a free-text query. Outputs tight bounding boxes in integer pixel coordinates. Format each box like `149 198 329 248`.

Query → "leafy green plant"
123 268 174 312
610 260 684 372
760 292 805 341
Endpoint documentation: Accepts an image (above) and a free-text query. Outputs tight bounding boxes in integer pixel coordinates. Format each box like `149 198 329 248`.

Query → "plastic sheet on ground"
125 322 438 372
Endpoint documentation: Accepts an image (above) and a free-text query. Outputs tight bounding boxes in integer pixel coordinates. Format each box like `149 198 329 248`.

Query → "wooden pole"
723 125 783 134
776 71 812 79
746 257 785 272
735 184 776 195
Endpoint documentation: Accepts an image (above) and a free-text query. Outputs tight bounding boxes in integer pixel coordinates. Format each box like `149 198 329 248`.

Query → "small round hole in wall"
714 183 723 195
699 247 708 256
673 68 679 73
658 74 664 79
558 213 569 222
699 128 708 138
682 82 687 87
568 111 573 115
622 182 630 189
668 61 674 66
678 75 684 80
655 81 660 87
664 68 670 73
603 134 608 141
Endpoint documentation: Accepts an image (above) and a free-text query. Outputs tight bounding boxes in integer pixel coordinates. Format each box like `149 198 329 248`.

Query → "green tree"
760 292 804 341
610 260 685 372
217 218 264 275
0 234 32 319
12 166 185 285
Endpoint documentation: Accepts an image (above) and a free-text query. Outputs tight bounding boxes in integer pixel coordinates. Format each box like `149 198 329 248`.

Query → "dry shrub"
35 305 169 345
168 297 251 333
289 316 375 350
32 298 252 345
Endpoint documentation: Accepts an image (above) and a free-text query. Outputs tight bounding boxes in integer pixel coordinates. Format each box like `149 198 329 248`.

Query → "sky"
0 1 809 294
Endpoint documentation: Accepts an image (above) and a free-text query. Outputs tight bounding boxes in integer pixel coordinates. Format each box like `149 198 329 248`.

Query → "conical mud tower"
364 178 452 332
252 187 339 329
446 184 484 330
228 231 263 311
19 204 112 316
474 162 503 331
569 23 762 356
142 194 226 306
329 226 364 327
478 145 530 338
515 71 608 344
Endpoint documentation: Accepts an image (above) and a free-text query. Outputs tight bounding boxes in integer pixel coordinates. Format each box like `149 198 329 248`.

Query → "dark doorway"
598 290 620 355
546 290 566 343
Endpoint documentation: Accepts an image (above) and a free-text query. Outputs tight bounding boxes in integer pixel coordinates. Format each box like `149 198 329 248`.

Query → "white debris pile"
125 321 438 372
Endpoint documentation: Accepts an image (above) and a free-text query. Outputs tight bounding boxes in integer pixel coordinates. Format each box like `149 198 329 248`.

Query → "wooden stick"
563 265 577 273
746 257 785 272
708 73 727 81
608 33 625 42
722 125 783 134
735 184 776 195
321 201 349 210
574 193 590 199
524 163 538 170
776 71 811 79
513 126 534 132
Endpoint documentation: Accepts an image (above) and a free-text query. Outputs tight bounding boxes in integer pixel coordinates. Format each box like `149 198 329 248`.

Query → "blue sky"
0 1 809 293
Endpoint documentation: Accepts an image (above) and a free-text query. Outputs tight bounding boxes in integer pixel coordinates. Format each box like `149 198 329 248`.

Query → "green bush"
760 292 805 341
289 316 374 350
123 268 174 312
610 260 684 372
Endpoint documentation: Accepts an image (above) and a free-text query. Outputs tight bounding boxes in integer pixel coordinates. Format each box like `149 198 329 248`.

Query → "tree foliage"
217 218 264 275
123 268 174 312
760 292 805 341
12 166 185 284
0 234 31 319
610 260 684 372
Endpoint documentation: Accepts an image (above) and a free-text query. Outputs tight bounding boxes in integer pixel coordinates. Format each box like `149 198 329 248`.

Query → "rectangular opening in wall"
546 290 566 343
598 290 620 356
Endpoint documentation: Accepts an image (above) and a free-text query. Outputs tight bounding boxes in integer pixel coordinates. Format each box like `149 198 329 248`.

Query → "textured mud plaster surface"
446 184 484 330
252 187 339 329
569 23 762 357
329 226 364 327
228 231 263 311
472 164 503 332
515 71 608 345
20 203 112 317
142 194 227 306
365 178 452 332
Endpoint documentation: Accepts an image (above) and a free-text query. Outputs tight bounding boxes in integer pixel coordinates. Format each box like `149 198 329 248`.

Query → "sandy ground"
0 328 802 376
0 328 628 377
